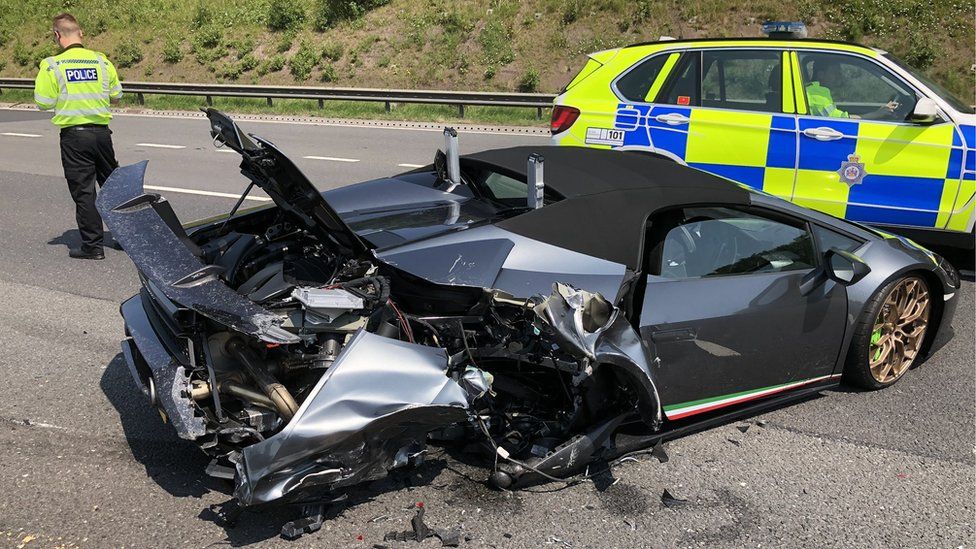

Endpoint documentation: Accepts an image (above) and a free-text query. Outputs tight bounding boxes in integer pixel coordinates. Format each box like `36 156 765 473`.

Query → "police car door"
633 49 798 200
792 50 959 228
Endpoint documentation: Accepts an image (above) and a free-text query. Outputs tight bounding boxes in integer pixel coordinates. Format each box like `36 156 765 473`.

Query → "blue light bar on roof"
761 21 808 39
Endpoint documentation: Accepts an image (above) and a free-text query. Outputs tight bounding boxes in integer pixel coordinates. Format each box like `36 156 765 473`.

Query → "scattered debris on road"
383 504 461 547
661 489 689 508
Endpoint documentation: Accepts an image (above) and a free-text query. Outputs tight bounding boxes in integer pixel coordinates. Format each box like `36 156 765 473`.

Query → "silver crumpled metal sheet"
235 329 469 506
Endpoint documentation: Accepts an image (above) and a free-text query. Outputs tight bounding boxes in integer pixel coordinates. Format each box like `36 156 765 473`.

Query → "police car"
551 23 976 249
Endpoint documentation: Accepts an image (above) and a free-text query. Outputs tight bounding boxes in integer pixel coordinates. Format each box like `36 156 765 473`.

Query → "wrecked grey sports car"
102 110 959 513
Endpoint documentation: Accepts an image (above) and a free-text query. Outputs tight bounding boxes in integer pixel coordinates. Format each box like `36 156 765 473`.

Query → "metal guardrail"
0 78 555 119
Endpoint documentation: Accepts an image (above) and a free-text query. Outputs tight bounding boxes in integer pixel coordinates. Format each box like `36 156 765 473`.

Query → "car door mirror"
824 249 871 285
909 97 939 124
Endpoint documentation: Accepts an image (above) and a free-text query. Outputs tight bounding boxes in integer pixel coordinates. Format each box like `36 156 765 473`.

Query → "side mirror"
824 249 871 286
909 97 939 124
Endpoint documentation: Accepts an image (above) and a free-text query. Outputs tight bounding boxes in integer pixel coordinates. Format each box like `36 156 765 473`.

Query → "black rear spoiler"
96 161 299 344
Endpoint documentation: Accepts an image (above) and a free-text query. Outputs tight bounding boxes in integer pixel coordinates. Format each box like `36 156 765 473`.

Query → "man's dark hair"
52 13 82 36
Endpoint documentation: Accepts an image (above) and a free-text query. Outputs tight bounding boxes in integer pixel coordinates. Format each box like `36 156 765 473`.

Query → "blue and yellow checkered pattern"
610 103 975 231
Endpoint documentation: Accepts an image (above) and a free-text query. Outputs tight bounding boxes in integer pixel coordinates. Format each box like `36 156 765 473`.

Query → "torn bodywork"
104 110 665 508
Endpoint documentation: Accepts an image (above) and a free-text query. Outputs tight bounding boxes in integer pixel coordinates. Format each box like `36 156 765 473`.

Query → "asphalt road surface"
0 107 972 549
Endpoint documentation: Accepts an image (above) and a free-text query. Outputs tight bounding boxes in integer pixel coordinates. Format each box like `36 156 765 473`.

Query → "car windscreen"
883 53 974 114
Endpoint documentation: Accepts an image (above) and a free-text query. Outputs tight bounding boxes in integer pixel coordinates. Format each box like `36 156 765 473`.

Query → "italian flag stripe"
663 374 842 420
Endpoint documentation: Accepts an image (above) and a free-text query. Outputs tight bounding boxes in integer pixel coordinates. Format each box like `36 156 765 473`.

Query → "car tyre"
843 274 932 390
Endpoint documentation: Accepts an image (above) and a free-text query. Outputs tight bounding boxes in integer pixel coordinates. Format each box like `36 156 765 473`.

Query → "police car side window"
798 52 916 121
700 50 782 113
657 207 816 279
616 54 669 102
660 52 700 107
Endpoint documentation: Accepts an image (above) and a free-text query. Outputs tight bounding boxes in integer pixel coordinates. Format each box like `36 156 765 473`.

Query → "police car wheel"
843 275 931 390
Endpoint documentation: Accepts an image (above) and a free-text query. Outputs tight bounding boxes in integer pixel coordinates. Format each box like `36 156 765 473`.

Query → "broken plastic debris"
736 424 750 434
383 506 460 547
756 419 768 427
651 440 669 463
280 504 324 540
661 489 689 508
727 438 741 447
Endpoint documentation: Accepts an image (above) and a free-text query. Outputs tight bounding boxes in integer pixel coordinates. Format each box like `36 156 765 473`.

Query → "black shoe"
69 248 105 260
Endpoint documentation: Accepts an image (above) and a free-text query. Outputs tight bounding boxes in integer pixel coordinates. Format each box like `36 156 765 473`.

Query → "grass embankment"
0 0 972 124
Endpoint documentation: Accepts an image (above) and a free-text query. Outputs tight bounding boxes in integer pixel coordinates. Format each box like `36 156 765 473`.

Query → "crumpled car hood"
235 329 469 506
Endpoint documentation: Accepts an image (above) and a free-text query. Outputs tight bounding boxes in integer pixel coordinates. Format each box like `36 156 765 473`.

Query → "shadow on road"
48 229 122 251
100 353 219 498
99 352 458 546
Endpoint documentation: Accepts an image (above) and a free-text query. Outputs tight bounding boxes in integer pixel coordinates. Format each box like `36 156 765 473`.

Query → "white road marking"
135 142 186 149
398 163 424 168
303 155 360 163
1 132 43 138
214 148 238 153
144 184 271 202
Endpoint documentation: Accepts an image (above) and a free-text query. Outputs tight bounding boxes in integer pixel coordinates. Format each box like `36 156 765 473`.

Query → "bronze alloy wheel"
868 276 930 383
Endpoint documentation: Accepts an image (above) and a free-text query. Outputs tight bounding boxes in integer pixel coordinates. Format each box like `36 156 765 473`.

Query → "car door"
639 205 847 421
791 50 959 228
618 49 801 202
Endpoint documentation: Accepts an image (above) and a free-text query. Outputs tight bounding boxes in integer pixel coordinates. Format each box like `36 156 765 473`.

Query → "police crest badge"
837 154 866 187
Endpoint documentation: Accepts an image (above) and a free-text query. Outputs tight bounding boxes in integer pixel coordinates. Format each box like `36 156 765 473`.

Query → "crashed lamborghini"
101 110 959 512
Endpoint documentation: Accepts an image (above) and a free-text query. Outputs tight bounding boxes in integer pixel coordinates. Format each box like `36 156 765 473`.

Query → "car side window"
656 207 816 279
616 54 669 103
660 52 700 107
797 51 917 121
813 224 864 253
701 50 782 113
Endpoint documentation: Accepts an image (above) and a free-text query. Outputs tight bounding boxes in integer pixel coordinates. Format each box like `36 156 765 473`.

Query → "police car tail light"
550 106 580 135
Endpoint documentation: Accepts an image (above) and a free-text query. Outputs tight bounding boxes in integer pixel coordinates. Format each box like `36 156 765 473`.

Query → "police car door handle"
802 127 845 141
655 113 690 126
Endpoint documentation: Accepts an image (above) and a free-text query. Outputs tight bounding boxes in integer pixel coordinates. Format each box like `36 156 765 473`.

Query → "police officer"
806 58 898 120
34 13 123 260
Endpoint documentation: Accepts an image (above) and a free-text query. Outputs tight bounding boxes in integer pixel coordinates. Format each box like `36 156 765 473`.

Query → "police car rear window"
616 54 669 102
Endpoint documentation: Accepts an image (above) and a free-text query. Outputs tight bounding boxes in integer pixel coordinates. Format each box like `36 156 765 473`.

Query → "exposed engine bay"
182 207 659 506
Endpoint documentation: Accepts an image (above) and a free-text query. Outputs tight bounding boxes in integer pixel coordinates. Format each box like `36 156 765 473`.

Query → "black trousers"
60 125 119 252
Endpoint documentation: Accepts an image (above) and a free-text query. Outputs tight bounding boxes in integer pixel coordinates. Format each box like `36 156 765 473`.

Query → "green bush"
192 2 214 26
562 0 584 25
320 40 344 61
194 25 222 49
517 68 540 92
239 53 259 72
257 54 287 76
483 65 496 80
230 36 256 59
313 0 390 31
114 39 144 69
479 19 514 65
162 38 183 63
267 0 306 31
12 42 31 67
0 28 10 48
276 31 296 53
217 62 243 80
320 64 338 82
288 41 318 80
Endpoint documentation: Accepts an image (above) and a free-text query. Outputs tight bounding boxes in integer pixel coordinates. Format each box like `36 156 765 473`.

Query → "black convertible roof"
463 146 753 270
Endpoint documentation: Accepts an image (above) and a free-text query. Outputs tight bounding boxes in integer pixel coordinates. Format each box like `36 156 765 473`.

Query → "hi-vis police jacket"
34 44 123 128
552 38 976 245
